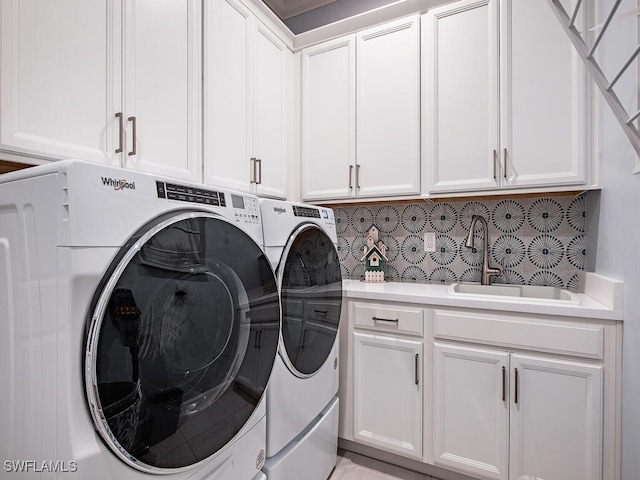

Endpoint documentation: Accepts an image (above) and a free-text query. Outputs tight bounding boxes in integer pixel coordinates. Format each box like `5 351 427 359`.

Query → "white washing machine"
259 199 342 480
0 160 281 479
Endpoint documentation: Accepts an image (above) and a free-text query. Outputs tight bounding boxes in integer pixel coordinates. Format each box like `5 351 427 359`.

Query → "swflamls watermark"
4 460 78 473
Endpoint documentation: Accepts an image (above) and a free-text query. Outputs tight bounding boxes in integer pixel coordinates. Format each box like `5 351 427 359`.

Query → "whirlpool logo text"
101 177 136 191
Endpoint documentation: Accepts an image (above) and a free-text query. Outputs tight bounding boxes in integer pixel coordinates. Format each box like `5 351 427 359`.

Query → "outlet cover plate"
424 232 436 252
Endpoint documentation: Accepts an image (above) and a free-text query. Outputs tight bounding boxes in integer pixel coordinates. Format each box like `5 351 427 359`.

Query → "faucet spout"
465 215 502 285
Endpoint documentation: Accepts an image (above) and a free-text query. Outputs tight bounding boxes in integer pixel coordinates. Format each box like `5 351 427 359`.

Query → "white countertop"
343 275 623 321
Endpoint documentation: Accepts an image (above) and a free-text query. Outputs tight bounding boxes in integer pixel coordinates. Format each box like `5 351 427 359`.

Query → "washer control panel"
231 194 260 225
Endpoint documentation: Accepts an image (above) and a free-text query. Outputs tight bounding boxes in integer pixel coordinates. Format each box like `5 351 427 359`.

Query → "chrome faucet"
465 215 502 285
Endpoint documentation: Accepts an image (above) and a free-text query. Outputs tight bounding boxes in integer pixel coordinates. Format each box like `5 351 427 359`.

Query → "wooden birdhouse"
360 226 388 282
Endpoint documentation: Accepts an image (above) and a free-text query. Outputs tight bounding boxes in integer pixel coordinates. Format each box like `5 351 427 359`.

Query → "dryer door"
278 224 343 378
85 211 280 473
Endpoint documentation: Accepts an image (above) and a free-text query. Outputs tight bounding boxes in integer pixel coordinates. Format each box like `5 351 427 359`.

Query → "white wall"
592 1 640 478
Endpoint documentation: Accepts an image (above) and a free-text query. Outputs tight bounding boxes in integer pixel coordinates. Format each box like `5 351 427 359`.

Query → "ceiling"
262 0 403 34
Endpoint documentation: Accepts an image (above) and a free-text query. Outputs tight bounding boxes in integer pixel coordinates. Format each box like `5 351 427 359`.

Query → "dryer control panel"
156 181 226 207
230 194 260 225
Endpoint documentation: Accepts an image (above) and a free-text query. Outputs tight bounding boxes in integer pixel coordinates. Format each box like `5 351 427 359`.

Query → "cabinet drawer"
305 300 341 325
433 309 604 359
352 302 424 336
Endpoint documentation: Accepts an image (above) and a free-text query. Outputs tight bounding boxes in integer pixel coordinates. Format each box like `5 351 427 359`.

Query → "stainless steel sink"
447 283 581 305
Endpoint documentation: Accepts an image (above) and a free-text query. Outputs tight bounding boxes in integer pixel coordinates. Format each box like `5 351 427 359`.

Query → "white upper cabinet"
0 0 201 181
122 0 201 181
423 0 588 194
0 0 119 165
356 16 421 198
301 35 356 200
204 0 291 198
301 15 420 202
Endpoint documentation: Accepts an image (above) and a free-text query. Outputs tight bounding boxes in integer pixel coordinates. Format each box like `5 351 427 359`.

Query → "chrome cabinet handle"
115 113 124 154
128 116 137 156
250 157 257 183
493 149 498 180
256 158 262 185
415 354 419 385
503 148 508 179
348 165 353 190
372 316 399 323
356 164 361 191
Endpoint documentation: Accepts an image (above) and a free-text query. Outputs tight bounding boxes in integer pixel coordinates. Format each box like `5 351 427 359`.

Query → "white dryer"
0 160 281 480
259 199 342 480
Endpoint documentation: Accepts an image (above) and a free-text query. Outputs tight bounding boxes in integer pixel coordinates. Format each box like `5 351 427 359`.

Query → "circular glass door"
85 211 280 473
278 224 342 378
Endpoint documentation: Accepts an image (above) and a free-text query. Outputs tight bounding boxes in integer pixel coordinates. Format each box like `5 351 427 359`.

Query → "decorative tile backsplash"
334 194 586 291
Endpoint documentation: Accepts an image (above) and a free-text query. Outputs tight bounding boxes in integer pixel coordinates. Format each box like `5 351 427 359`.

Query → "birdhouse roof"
360 244 388 262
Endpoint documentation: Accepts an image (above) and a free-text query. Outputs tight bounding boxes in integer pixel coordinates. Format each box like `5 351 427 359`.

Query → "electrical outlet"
424 232 436 252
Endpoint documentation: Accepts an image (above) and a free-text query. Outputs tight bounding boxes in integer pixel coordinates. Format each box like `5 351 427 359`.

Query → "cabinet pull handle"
356 164 361 191
503 148 508 179
493 149 498 180
502 366 506 401
415 354 419 385
348 165 353 190
256 158 262 185
128 116 137 156
254 329 259 349
301 329 307 349
257 329 262 349
250 157 257 183
115 113 124 154
514 367 519 404
372 316 399 323
314 309 328 314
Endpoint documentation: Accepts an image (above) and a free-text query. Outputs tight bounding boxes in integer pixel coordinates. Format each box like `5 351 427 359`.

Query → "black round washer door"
279 224 342 377
85 211 280 473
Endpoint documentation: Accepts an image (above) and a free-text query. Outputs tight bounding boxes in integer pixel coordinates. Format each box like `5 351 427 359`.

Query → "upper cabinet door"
423 0 499 194
254 24 291 200
0 0 120 164
203 0 254 192
301 35 356 201
122 0 200 182
500 0 587 189
356 16 421 198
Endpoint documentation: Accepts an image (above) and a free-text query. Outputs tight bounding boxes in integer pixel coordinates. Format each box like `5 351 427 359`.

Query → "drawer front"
433 309 604 359
352 302 424 337
305 300 342 325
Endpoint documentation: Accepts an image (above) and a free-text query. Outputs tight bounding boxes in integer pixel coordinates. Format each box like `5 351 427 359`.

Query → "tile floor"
329 450 441 480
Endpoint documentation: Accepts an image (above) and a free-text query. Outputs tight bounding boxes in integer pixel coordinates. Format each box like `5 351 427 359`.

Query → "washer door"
85 211 280 473
278 224 342 378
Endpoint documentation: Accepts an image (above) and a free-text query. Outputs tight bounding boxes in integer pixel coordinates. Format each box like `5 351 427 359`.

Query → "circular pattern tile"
334 208 349 235
567 196 586 232
493 269 525 286
527 235 564 269
459 234 484 266
337 237 350 262
528 271 564 288
351 207 374 234
492 200 525 233
567 273 581 290
380 235 400 262
492 235 526 268
459 202 491 231
375 205 400 234
528 198 564 232
430 235 457 265
428 267 457 284
460 268 482 283
351 236 366 261
401 235 427 264
429 203 457 233
382 264 400 282
351 264 366 281
402 266 428 283
340 264 351 279
401 204 428 233
566 235 586 269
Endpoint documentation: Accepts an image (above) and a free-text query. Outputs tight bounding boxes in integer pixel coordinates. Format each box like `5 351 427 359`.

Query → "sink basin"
448 283 580 305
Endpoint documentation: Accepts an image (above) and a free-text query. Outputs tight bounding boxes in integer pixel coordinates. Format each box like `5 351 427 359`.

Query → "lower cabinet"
353 332 423 460
433 343 603 480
